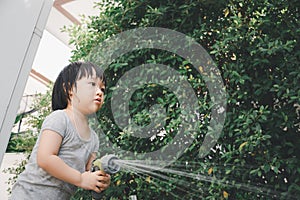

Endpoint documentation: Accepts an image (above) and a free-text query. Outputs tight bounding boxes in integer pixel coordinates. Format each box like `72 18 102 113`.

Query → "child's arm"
37 130 110 192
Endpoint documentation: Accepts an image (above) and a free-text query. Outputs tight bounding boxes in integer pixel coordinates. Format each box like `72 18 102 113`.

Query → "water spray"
91 154 120 199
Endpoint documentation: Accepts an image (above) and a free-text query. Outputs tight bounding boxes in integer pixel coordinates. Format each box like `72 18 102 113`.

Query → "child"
11 61 110 199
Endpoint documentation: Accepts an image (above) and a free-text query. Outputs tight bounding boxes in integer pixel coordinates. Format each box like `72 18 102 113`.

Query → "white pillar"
0 0 53 166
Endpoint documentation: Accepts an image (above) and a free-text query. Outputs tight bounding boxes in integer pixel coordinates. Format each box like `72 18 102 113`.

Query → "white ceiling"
45 0 102 48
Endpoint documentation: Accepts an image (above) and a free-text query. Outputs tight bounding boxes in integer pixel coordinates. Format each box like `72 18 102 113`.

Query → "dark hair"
52 61 105 111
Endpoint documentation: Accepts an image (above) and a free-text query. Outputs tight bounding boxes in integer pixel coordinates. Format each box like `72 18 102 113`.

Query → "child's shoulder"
49 109 66 117
45 109 68 122
42 110 69 132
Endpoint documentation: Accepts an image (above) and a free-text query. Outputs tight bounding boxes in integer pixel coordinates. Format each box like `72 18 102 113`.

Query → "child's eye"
89 82 96 86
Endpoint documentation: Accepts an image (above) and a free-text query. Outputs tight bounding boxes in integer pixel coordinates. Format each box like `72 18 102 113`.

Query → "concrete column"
0 0 53 166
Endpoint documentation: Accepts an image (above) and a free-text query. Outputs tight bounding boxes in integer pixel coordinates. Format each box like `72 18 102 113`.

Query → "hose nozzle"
91 154 120 174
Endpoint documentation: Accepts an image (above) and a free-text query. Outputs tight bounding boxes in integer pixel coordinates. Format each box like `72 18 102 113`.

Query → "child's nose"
96 87 103 95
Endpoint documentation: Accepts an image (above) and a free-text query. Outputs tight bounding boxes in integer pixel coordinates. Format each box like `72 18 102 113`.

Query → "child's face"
71 75 105 115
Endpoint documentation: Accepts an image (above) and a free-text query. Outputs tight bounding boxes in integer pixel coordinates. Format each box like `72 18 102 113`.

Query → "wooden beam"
53 0 81 25
30 69 52 85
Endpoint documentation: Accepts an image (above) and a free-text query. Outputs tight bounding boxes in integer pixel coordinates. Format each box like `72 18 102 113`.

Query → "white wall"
31 30 72 82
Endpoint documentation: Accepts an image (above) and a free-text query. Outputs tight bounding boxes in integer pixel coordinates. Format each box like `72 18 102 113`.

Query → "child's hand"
95 171 111 192
79 171 111 192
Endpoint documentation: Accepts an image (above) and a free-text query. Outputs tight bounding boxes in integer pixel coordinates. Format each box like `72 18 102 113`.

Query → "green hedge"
61 0 299 199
